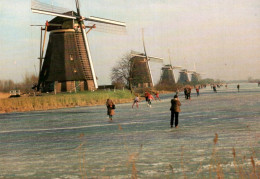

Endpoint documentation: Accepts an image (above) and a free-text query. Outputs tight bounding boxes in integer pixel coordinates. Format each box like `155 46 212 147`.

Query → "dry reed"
0 90 134 113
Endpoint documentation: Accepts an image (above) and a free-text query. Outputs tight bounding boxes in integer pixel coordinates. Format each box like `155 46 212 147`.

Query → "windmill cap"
174 95 178 98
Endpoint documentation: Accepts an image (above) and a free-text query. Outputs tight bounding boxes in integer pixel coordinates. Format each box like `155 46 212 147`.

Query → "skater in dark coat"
170 95 181 128
106 98 115 120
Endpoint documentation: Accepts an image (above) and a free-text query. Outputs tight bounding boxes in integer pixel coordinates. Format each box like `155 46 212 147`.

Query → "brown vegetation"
0 90 134 113
0 92 9 99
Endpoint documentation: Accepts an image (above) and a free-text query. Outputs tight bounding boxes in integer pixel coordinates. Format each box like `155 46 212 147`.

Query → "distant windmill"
129 29 163 88
178 69 190 83
31 0 126 92
160 49 181 84
190 62 204 83
190 71 200 83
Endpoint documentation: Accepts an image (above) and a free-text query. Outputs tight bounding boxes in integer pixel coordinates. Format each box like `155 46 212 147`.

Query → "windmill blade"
130 53 146 58
148 56 164 63
142 28 147 57
86 21 126 35
31 0 76 19
130 50 143 56
168 49 172 66
172 66 182 69
85 16 125 27
187 70 195 73
131 53 163 62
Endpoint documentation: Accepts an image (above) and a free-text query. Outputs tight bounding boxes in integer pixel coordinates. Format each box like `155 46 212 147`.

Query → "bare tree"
111 53 131 88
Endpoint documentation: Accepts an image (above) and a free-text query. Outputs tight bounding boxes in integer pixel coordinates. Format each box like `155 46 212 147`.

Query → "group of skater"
106 83 245 128
106 91 181 129
211 83 241 93
132 91 161 108
106 91 161 120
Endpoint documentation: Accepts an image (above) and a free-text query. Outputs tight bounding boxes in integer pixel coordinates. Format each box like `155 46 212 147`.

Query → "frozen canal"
0 83 259 178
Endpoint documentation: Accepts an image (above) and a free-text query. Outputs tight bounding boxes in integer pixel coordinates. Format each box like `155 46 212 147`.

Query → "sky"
0 0 260 85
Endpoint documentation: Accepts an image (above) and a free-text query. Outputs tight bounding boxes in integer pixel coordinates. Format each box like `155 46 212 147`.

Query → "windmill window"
70 55 74 61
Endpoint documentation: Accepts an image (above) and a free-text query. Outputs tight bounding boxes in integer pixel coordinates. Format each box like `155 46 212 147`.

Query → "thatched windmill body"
178 69 190 83
190 63 205 84
160 50 181 85
191 72 201 83
31 0 126 92
129 30 163 88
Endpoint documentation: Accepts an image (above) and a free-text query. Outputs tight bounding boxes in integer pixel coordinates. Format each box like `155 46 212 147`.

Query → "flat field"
0 83 259 178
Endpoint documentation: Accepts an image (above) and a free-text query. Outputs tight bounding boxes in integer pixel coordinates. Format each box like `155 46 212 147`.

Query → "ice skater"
106 98 115 120
147 93 154 107
176 88 179 96
132 95 139 108
196 87 200 96
184 88 188 99
187 87 191 100
155 91 161 101
237 84 240 92
213 85 217 93
170 95 181 128
144 91 149 106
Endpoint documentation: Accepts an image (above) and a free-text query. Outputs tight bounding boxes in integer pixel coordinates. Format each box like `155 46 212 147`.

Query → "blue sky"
0 0 260 85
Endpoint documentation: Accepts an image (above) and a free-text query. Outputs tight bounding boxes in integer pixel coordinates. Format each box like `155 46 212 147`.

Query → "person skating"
106 98 115 120
196 87 200 97
237 84 240 92
176 88 179 96
170 95 181 128
155 91 161 101
213 85 217 93
132 95 139 108
184 88 188 99
187 87 192 100
144 91 149 106
147 93 154 107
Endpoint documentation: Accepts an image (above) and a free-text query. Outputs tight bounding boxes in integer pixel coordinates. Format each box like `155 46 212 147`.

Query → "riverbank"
0 92 9 99
0 90 135 113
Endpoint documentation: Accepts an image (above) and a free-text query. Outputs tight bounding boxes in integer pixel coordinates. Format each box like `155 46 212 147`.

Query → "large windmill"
160 50 181 85
129 29 163 88
31 0 126 92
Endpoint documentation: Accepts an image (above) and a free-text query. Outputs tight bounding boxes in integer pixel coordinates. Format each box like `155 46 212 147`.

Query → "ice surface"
0 83 259 178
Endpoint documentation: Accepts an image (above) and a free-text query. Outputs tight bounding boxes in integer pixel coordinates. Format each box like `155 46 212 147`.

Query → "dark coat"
106 99 115 116
170 98 181 112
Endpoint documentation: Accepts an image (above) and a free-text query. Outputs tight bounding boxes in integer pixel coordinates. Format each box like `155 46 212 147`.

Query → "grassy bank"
0 90 135 113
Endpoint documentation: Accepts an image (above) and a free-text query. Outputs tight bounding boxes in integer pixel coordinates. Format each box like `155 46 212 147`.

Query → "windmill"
191 72 201 83
190 63 205 84
31 0 126 92
178 69 190 83
160 50 181 85
129 29 163 88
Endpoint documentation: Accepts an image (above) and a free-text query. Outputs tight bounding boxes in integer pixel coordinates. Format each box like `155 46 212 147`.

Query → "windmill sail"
86 21 126 34
31 0 126 33
31 0 76 19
